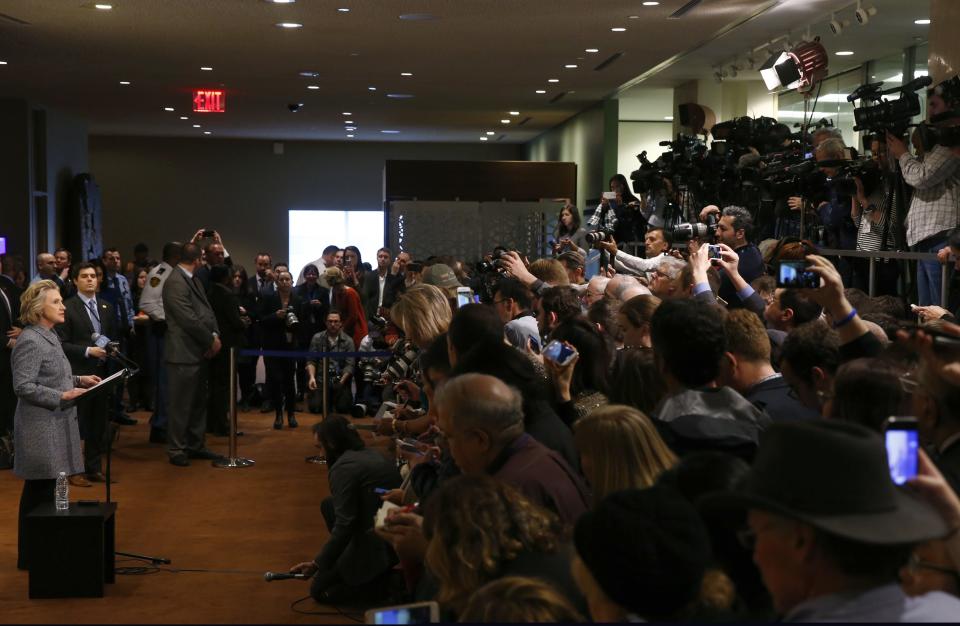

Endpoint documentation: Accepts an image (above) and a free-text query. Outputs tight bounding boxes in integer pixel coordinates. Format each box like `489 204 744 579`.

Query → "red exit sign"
193 90 225 113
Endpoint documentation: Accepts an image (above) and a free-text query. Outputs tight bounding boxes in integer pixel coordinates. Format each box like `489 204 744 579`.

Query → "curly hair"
423 475 563 612
459 577 584 622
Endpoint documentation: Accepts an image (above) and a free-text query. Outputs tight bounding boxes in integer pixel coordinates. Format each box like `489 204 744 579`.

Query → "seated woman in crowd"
421 475 585 620
544 317 610 424
574 404 677 505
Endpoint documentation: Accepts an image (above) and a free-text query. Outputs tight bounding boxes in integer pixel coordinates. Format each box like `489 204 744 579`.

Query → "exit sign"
193 90 225 113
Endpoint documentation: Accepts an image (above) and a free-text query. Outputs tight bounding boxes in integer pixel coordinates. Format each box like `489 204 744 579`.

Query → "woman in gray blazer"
13 280 99 570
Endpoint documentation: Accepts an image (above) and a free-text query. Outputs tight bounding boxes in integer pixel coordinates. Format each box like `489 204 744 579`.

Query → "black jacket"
207 283 247 349
259 292 303 349
744 375 820 422
56 294 119 376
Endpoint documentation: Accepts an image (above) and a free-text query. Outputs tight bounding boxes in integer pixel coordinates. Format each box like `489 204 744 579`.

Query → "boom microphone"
263 571 308 582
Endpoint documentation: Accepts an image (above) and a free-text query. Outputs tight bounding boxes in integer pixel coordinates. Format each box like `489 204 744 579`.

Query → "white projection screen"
288 210 385 278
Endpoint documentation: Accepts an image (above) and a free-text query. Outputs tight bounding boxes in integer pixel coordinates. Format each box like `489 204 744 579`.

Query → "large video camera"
664 212 717 243
850 76 933 136
823 157 882 197
629 135 708 196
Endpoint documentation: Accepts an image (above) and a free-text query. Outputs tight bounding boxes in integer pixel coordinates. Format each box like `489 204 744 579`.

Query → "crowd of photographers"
1 75 959 623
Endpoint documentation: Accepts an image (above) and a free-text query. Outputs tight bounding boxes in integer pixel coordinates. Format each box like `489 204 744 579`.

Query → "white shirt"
377 272 387 307
139 262 172 322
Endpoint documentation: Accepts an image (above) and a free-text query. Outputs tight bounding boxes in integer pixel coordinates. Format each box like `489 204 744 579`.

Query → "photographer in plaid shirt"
887 76 960 306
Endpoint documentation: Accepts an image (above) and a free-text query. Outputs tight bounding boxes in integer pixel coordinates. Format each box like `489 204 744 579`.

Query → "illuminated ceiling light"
94 3 113 9
480 137 489 141
835 50 854 56
345 126 357 131
535 89 546 94
664 116 674 120
200 66 213 71
193 124 201 128
628 15 640 19
299 71 319 77
380 130 400 134
276 22 303 28
548 78 559 83
585 48 599 53
501 119 510 124
307 85 320 89
344 120 354 124
643 1 660 5
180 116 188 120
203 131 212 135
368 86 377 91
267 0 296 3
387 93 415 99
337 7 350 12
119 80 130 85
400 72 413 76
914 18 930 25
347 134 354 138
611 27 627 32
509 111 520 116
486 131 495 135
163 107 175 112
342 112 352 115
564 64 577 69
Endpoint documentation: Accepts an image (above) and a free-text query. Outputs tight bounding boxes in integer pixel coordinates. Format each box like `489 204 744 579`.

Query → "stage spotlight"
759 38 828 94
855 1 877 25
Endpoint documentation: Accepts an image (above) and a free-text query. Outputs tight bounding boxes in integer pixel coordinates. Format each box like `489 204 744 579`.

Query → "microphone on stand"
91 333 141 374
263 571 308 582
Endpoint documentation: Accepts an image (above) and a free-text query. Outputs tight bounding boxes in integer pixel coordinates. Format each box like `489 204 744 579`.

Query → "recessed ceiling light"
299 71 319 77
267 0 296 3
628 15 640 19
119 80 130 85
585 48 599 53
642 1 660 5
536 89 546 94
387 93 415 99
915 19 931 25
276 22 303 28
480 137 488 141
94 3 113 9
564 64 578 69
345 126 357 131
193 124 201 128
548 78 559 83
501 119 510 124
180 116 188 120
344 120 354 124
399 13 437 20
381 130 400 134
347 134 354 138
368 86 377 91
611 27 627 32
203 131 212 135
342 112 352 115
486 131 495 135
836 50 855 56
337 7 350 12
163 107 175 112
200 66 213 71
664 116 674 120
509 111 520 116
307 85 320 90
400 72 413 76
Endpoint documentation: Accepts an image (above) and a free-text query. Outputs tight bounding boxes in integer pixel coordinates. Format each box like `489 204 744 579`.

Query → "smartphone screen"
884 417 919 485
542 339 575 365
777 261 819 289
456 288 473 309
368 603 437 624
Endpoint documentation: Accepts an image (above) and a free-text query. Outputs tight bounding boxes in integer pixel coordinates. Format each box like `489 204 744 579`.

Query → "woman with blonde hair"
459 576 585 623
574 404 677 505
12 280 100 570
423 475 584 618
389 283 452 349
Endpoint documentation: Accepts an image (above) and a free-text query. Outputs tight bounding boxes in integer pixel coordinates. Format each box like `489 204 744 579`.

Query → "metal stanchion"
868 257 876 297
942 266 950 310
321 356 329 421
214 347 255 468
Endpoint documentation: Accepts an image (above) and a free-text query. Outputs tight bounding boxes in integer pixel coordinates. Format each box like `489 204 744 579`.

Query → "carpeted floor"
0 409 362 624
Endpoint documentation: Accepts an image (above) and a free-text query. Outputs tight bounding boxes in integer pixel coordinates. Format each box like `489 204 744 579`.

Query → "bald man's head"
435 373 524 474
35 253 56 278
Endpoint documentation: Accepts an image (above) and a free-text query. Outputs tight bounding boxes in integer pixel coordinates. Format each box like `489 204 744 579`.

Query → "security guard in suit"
139 242 181 443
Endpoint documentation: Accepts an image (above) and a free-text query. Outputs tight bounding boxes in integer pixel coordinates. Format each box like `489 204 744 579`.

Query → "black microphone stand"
103 353 171 566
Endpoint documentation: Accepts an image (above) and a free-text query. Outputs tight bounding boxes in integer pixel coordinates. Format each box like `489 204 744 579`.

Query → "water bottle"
55 472 69 511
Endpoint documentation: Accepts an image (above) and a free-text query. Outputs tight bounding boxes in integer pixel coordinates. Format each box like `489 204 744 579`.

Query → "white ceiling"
0 0 931 142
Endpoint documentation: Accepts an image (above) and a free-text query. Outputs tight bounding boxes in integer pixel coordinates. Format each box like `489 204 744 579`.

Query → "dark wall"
89 136 522 269
385 160 575 201
0 100 32 259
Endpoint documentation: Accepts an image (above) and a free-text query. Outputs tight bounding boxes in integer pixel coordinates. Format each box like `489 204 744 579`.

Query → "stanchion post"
942 265 950 309
868 257 876 297
214 347 255 468
322 357 329 421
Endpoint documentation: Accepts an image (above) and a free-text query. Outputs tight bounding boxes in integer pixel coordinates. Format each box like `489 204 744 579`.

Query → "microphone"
846 82 883 102
263 571 307 582
91 332 121 354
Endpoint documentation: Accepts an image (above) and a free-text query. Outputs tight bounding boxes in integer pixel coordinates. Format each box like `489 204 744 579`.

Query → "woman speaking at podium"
12 280 99 570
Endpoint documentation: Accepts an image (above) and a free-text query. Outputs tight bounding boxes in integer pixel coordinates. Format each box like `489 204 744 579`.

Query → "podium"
26 502 117 598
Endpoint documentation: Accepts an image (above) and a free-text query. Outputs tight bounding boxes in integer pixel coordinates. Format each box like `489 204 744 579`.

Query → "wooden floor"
0 409 358 624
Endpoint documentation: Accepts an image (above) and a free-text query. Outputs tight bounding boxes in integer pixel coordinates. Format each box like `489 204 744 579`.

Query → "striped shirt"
901 145 960 246
854 174 899 252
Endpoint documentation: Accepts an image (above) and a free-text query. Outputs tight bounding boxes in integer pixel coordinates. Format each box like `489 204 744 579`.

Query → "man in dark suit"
162 242 223 467
56 262 119 484
206 264 248 436
0 254 18 440
361 247 392 322
245 252 276 411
